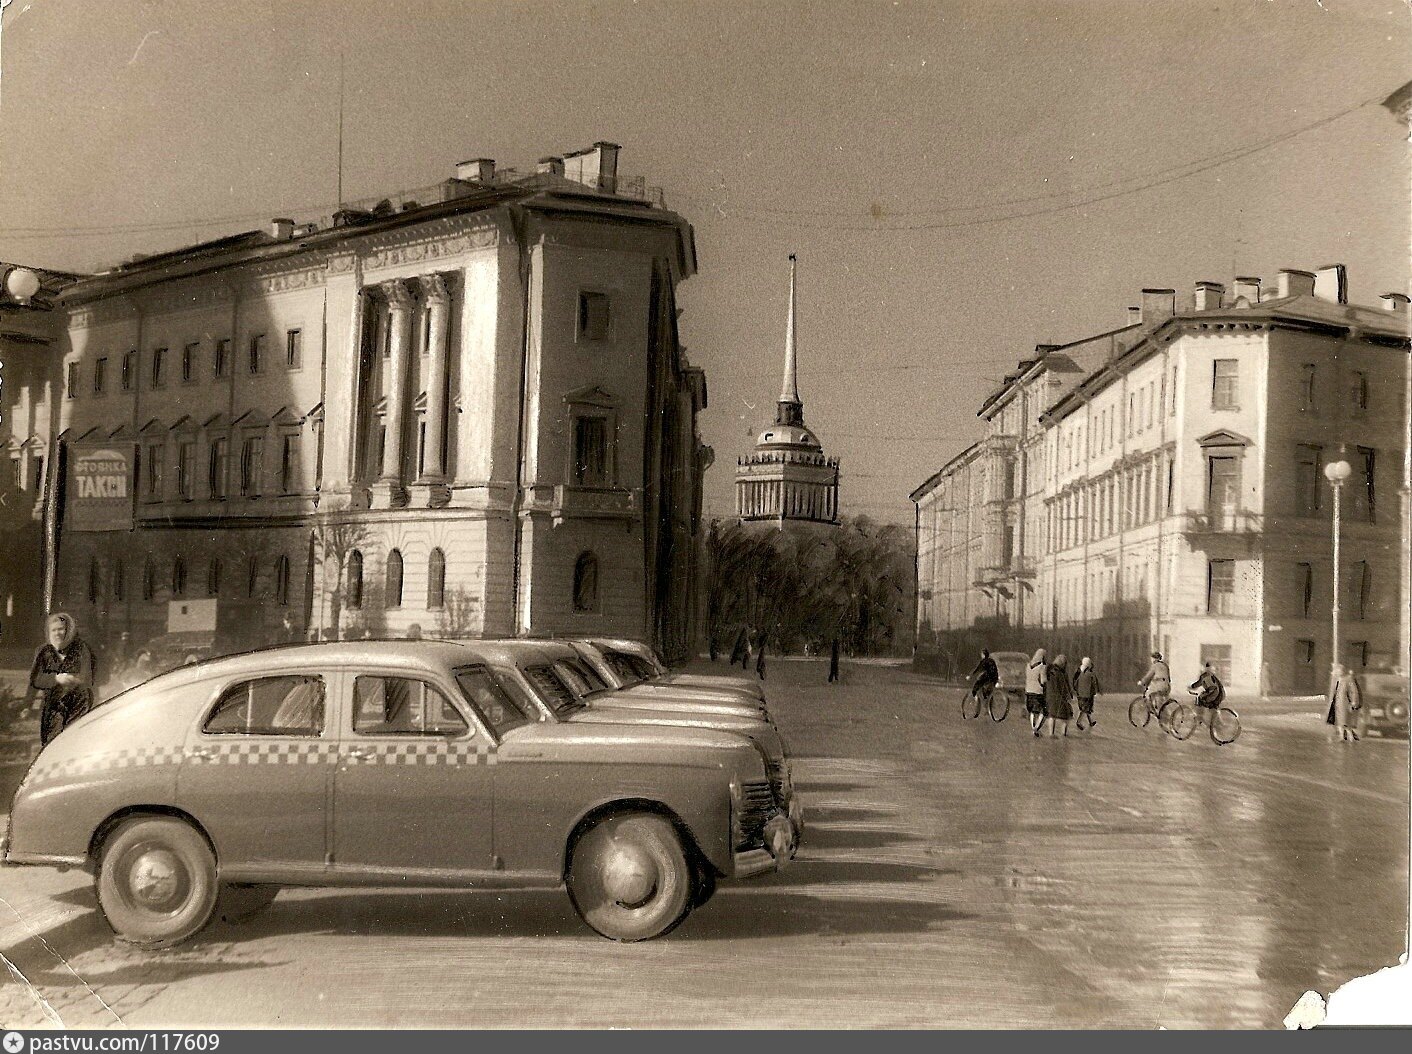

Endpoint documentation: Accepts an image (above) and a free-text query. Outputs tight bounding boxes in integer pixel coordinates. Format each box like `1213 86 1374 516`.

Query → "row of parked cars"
2 636 802 946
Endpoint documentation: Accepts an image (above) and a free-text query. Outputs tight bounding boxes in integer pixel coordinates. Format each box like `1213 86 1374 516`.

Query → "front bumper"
733 793 803 878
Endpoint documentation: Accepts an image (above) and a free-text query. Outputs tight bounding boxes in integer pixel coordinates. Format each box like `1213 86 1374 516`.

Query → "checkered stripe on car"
346 740 496 766
28 744 186 784
209 740 335 764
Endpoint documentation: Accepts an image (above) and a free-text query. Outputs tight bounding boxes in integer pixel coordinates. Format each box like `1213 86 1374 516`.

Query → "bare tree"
311 519 370 642
435 586 480 639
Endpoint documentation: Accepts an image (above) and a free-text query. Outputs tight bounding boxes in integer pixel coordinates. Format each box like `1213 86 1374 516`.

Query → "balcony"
1183 505 1257 535
539 484 637 525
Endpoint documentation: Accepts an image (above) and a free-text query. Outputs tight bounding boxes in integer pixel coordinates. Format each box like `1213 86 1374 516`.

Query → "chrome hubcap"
128 849 184 910
600 840 657 909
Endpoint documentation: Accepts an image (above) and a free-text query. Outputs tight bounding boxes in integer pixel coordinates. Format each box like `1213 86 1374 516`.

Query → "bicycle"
1128 693 1185 734
961 684 1011 723
1168 691 1243 745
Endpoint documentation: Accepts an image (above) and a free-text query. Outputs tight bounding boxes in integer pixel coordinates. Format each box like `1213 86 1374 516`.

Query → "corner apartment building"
913 268 1409 693
37 144 710 661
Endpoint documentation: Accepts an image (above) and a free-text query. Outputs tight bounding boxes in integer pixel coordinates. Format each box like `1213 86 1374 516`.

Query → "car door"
179 670 333 880
330 668 494 878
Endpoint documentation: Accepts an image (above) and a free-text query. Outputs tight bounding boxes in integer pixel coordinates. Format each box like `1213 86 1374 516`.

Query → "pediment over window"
22 435 45 450
1197 429 1251 449
564 385 616 408
202 412 229 430
233 408 270 428
109 423 139 441
412 391 428 413
305 402 324 422
167 415 199 435
271 405 303 426
138 418 167 436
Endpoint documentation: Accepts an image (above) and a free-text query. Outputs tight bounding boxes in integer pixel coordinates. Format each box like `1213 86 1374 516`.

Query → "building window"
143 558 156 601
286 329 302 369
577 291 610 341
346 550 364 609
111 558 125 601
385 548 404 608
249 334 266 374
1200 644 1232 683
240 436 264 497
208 437 228 498
87 559 100 605
1349 370 1369 412
145 442 164 500
181 343 198 383
176 441 194 499
573 551 600 613
121 351 136 391
1207 559 1235 615
65 362 78 399
151 347 167 388
172 557 187 598
247 556 260 598
427 548 445 610
1294 444 1322 516
280 435 301 494
1346 640 1369 670
1211 359 1238 410
1354 446 1375 522
1298 363 1317 411
1207 455 1238 510
214 339 230 378
1351 560 1371 620
207 558 222 597
274 555 290 606
573 415 609 487
30 456 43 493
1297 562 1313 618
1169 367 1177 417
93 357 107 395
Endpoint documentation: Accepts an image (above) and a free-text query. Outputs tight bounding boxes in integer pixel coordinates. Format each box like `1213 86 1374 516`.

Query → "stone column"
372 279 413 508
412 275 452 508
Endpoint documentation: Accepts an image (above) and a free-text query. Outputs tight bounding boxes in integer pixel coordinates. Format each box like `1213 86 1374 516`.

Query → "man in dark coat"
1043 653 1075 738
29 613 98 746
730 627 750 669
754 631 768 681
828 637 841 684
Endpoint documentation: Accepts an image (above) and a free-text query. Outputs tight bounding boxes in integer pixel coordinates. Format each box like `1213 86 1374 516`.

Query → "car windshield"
454 666 534 737
601 651 645 686
610 651 660 681
561 658 611 695
522 664 587 717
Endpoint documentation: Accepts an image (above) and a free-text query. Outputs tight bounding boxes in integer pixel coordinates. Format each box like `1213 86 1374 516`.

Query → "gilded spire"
780 253 800 405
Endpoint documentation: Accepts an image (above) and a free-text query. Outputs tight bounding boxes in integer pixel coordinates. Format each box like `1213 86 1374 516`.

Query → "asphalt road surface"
1 659 1406 1028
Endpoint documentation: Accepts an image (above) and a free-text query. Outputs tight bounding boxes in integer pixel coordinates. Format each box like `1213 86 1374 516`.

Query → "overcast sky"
2 0 1408 524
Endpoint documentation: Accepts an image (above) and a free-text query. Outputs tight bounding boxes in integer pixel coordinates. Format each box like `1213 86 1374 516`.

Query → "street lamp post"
1325 459 1352 680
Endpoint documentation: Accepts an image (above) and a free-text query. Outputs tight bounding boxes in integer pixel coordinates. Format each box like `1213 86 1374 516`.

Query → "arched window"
427 548 445 610
207 558 222 597
111 558 125 602
386 548 404 608
172 557 186 598
347 550 364 609
274 555 290 606
88 559 101 605
572 551 599 613
143 558 156 601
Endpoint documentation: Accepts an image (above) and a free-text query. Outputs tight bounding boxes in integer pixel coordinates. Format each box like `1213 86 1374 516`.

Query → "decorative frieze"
360 227 498 275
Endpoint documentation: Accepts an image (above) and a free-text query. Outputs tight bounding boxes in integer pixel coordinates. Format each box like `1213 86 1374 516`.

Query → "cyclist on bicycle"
1138 650 1171 707
968 649 999 701
1187 662 1225 731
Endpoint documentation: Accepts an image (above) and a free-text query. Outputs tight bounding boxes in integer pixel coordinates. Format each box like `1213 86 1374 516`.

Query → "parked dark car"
1359 671 1409 738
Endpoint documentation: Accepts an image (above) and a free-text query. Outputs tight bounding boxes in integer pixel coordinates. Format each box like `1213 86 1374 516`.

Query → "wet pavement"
0 659 1406 1028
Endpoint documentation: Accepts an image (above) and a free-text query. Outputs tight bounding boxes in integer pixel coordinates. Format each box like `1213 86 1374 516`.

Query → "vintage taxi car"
2 640 801 947
558 640 770 715
1359 671 1410 738
583 637 767 703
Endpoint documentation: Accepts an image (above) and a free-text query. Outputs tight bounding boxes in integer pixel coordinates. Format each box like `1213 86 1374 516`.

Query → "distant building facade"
736 255 840 524
40 144 710 661
913 268 1410 694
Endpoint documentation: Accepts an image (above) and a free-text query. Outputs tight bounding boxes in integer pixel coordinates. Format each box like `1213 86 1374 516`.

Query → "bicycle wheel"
1156 698 1181 731
1211 708 1241 745
961 689 981 720
1165 703 1197 740
1128 696 1151 729
988 690 1010 723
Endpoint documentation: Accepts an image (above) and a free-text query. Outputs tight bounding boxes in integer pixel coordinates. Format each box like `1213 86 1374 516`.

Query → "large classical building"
913 267 1410 694
735 255 840 524
28 144 711 661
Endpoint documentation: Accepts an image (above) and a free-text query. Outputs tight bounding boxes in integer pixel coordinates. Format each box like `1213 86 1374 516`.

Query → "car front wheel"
96 817 218 948
567 812 693 941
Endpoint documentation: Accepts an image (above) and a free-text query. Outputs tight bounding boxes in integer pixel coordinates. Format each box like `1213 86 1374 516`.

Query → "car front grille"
736 778 775 850
767 760 787 805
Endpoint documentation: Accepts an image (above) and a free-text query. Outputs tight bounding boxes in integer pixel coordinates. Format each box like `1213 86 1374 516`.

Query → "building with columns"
735 255 840 524
913 267 1410 694
39 144 711 661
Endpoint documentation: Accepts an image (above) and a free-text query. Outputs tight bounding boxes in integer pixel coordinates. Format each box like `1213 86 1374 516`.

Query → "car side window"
353 676 468 737
454 666 533 737
204 675 325 737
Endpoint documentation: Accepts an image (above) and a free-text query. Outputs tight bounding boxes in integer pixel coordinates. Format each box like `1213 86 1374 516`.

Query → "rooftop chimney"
1314 264 1348 304
455 158 496 183
269 218 295 241
562 142 621 192
1194 281 1225 312
1126 306 1141 325
1380 292 1410 313
1232 276 1261 306
1140 288 1176 323
1276 269 1316 299
536 156 565 177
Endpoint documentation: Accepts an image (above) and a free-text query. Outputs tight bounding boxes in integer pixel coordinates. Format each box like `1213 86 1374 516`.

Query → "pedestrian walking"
1326 663 1362 742
29 613 98 746
708 635 719 663
1044 653 1075 737
754 631 768 681
1073 656 1101 730
1025 648 1048 735
729 627 749 669
828 637 841 684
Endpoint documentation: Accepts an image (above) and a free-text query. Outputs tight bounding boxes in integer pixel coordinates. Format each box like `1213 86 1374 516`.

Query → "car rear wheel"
96 817 218 948
216 883 280 924
567 812 693 941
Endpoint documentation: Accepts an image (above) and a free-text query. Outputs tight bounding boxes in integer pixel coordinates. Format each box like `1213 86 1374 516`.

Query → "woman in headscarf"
1073 656 1102 731
1044 653 1076 738
1024 647 1048 736
29 613 97 746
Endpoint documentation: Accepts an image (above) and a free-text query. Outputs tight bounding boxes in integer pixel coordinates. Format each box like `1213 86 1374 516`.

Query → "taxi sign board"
66 444 135 531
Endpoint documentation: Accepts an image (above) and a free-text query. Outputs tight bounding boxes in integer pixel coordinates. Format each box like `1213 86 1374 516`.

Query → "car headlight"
1391 702 1407 720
